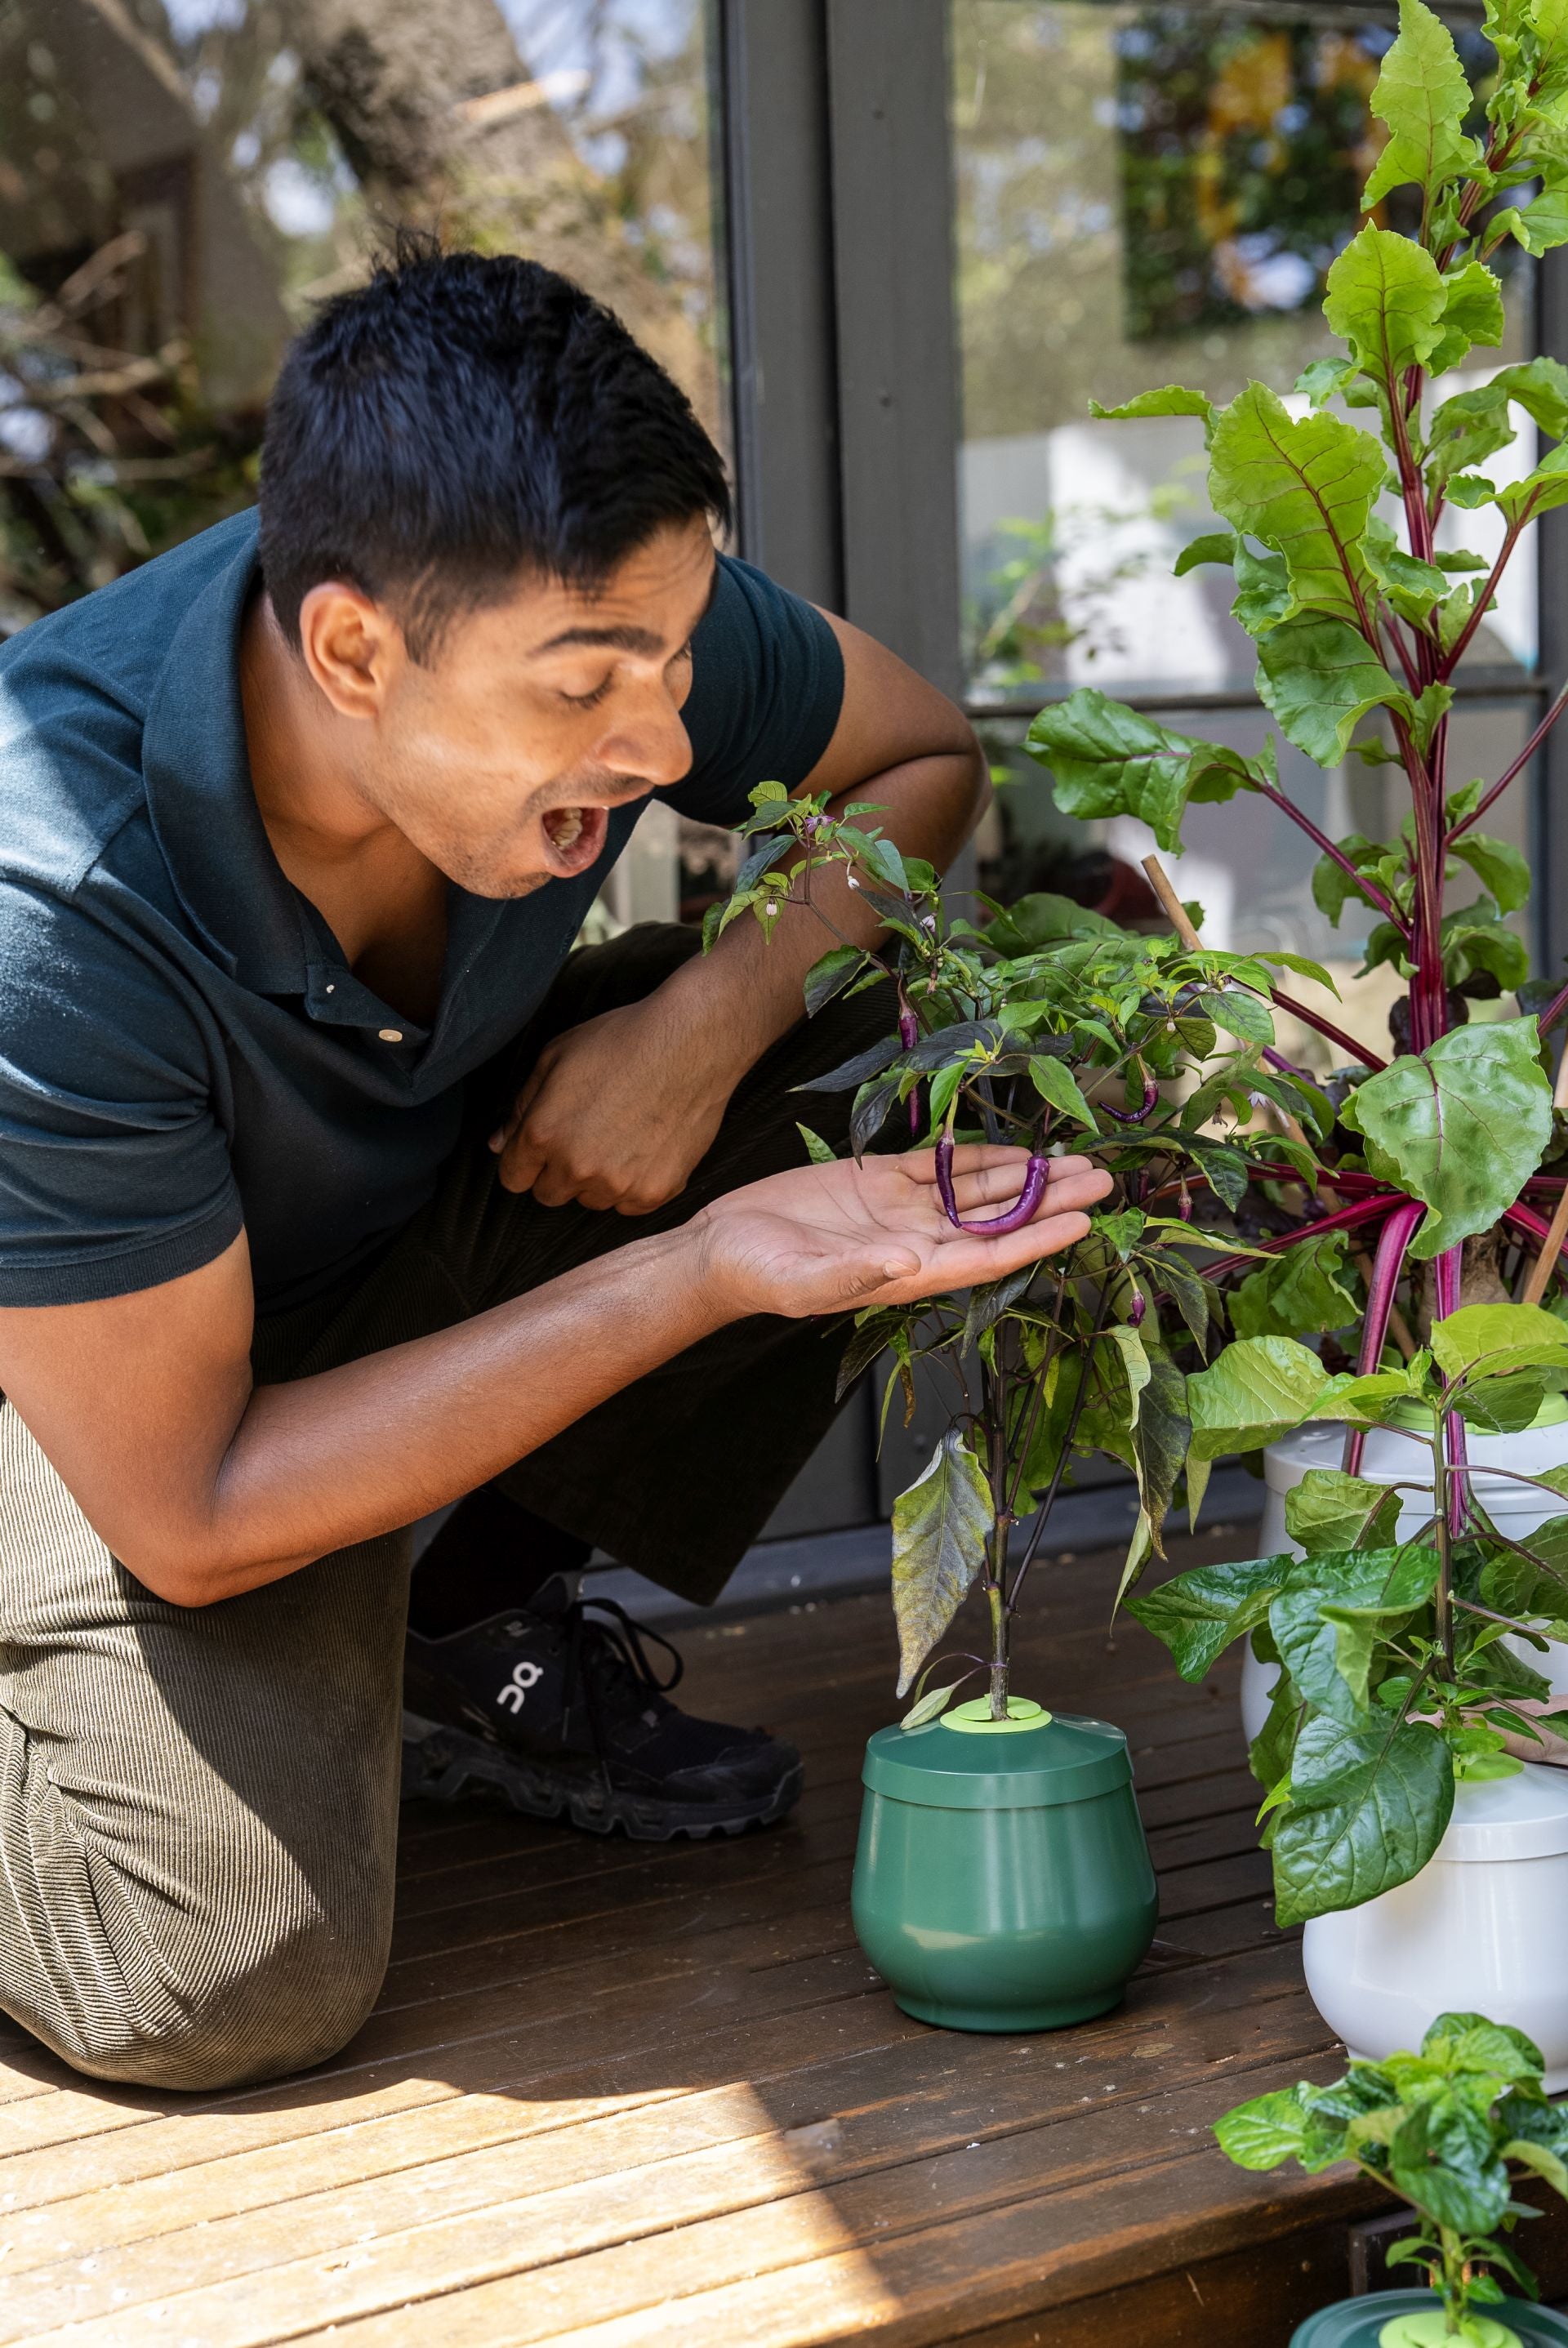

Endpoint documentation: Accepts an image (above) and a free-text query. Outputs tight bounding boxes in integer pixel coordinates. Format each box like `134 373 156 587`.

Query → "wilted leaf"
889 1431 994 1695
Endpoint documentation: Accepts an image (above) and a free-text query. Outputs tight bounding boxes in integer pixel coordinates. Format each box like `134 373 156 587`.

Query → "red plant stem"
1266 986 1388 1072
1254 780 1409 931
1197 1192 1398 1285
1535 979 1568 1040
1439 515 1525 680
1343 1199 1426 1475
1450 676 1568 840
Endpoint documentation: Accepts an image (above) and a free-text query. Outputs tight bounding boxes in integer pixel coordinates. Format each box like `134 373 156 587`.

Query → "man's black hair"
257 240 731 662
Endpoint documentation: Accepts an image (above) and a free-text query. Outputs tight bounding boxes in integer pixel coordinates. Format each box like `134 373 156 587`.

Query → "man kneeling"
0 246 1107 2090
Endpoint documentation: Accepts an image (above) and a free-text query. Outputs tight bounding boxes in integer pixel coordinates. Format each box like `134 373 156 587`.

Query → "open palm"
696 1146 1112 1320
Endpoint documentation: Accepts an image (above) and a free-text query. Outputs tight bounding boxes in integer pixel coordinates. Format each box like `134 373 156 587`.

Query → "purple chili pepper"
1128 1289 1147 1328
1100 1071 1160 1125
899 1000 920 1135
935 1137 1052 1235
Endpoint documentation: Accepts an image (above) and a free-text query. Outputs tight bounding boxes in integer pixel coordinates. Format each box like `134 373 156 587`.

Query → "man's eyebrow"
531 623 666 656
530 564 719 659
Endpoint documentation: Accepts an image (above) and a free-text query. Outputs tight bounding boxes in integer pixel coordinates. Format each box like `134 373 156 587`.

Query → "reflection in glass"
0 0 725 633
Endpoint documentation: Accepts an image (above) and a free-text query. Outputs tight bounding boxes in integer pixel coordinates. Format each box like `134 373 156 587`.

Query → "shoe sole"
399 1712 804 1841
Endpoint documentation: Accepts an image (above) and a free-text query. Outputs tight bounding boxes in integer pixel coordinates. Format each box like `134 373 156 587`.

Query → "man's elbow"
111 1519 295 1608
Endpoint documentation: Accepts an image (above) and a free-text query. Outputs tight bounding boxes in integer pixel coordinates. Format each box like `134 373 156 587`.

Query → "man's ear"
296 582 406 720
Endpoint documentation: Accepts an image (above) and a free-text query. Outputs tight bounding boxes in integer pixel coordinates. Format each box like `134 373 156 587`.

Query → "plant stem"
1344 1200 1426 1475
1254 780 1410 931
1450 674 1568 839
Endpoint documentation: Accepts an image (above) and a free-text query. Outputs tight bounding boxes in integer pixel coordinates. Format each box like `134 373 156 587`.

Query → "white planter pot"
1239 1415 1568 1748
1301 1762 1568 2091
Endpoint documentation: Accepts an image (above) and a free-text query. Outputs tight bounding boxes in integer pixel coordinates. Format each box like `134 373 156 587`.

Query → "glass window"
0 0 728 628
951 0 1542 1063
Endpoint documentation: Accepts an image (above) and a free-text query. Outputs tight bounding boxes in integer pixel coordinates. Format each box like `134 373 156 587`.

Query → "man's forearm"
69 1227 729 1606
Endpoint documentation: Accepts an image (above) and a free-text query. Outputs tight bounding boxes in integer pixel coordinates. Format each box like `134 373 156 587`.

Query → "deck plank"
0 1529 1414 2347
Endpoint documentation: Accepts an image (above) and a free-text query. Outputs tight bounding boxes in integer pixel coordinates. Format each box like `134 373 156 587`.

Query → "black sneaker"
401 1579 804 1840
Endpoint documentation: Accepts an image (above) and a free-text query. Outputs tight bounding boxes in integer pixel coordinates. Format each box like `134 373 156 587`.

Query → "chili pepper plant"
1218 2012 1568 2344
709 780 1334 1721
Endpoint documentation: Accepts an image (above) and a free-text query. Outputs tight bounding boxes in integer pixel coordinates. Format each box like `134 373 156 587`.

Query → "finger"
944 1166 1111 1219
497 1132 550 1196
490 1061 551 1154
911 1208 1095 1293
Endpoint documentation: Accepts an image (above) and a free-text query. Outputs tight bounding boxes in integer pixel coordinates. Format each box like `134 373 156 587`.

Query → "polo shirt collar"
140 511 314 993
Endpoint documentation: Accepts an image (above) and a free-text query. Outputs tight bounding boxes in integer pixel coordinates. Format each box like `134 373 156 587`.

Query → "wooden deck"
0 1529 1560 2347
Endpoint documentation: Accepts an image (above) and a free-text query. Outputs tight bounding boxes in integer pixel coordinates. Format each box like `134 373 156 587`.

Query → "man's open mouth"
539 803 611 879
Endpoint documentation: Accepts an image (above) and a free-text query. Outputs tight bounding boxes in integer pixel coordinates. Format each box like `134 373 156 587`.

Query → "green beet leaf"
1173 530 1236 574
1285 1469 1405 1555
1024 692 1255 853
1089 385 1214 430
1495 186 1568 256
1448 830 1530 913
1187 1334 1333 1460
1323 225 1450 389
1255 617 1410 766
1208 383 1383 626
1271 1710 1454 1925
1339 1018 1552 1259
1125 1551 1293 1682
1426 257 1507 375
889 1428 994 1696
1361 0 1481 209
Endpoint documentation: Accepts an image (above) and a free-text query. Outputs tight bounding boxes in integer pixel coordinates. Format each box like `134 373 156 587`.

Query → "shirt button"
379 1027 403 1043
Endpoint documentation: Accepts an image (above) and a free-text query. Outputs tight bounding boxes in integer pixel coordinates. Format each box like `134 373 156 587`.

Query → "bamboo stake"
1522 1179 1568 1305
1554 1040 1568 1113
1143 855 1417 1358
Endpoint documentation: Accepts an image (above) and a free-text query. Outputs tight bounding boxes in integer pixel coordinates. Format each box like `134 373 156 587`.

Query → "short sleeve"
667 555 844 828
0 882 242 1305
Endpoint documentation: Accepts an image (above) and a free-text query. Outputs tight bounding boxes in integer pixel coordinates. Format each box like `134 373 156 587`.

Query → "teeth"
544 808 585 851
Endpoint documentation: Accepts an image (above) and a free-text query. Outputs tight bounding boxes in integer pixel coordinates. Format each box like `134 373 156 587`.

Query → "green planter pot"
1290 2292 1568 2346
850 1699 1158 2032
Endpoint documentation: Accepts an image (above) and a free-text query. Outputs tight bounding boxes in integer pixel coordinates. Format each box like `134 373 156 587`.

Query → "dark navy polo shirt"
0 511 843 1312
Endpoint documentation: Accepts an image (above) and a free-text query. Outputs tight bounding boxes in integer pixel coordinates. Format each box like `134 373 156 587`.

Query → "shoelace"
559 1597 684 1792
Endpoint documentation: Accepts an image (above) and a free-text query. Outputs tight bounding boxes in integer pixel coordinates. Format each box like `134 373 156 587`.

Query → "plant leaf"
1089 384 1214 430
803 945 871 1018
1125 1551 1291 1681
1361 0 1481 209
1324 225 1450 389
1271 1712 1454 1926
1027 1054 1098 1132
1340 1018 1552 1259
795 1123 839 1166
1208 382 1384 626
1025 692 1199 853
1255 617 1409 766
1285 1470 1405 1556
1215 2088 1312 2170
1449 830 1530 913
1187 1335 1332 1461
889 1430 994 1695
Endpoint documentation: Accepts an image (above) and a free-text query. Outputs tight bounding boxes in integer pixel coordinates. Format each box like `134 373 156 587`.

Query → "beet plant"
710 781 1334 1720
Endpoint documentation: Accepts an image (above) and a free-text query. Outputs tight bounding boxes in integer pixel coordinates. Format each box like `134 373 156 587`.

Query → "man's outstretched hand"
692 1145 1112 1320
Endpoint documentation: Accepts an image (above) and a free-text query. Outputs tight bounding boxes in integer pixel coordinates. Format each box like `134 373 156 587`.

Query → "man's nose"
599 685 692 791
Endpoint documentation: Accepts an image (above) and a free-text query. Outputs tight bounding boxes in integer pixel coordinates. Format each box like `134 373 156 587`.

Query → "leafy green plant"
710 782 1335 1719
1218 2012 1568 2344
1130 1300 1568 1920
1025 0 1568 1381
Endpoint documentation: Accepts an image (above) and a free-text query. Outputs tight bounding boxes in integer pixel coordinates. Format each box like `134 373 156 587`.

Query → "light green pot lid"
1380 1391 1568 1432
862 1708 1132 1810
